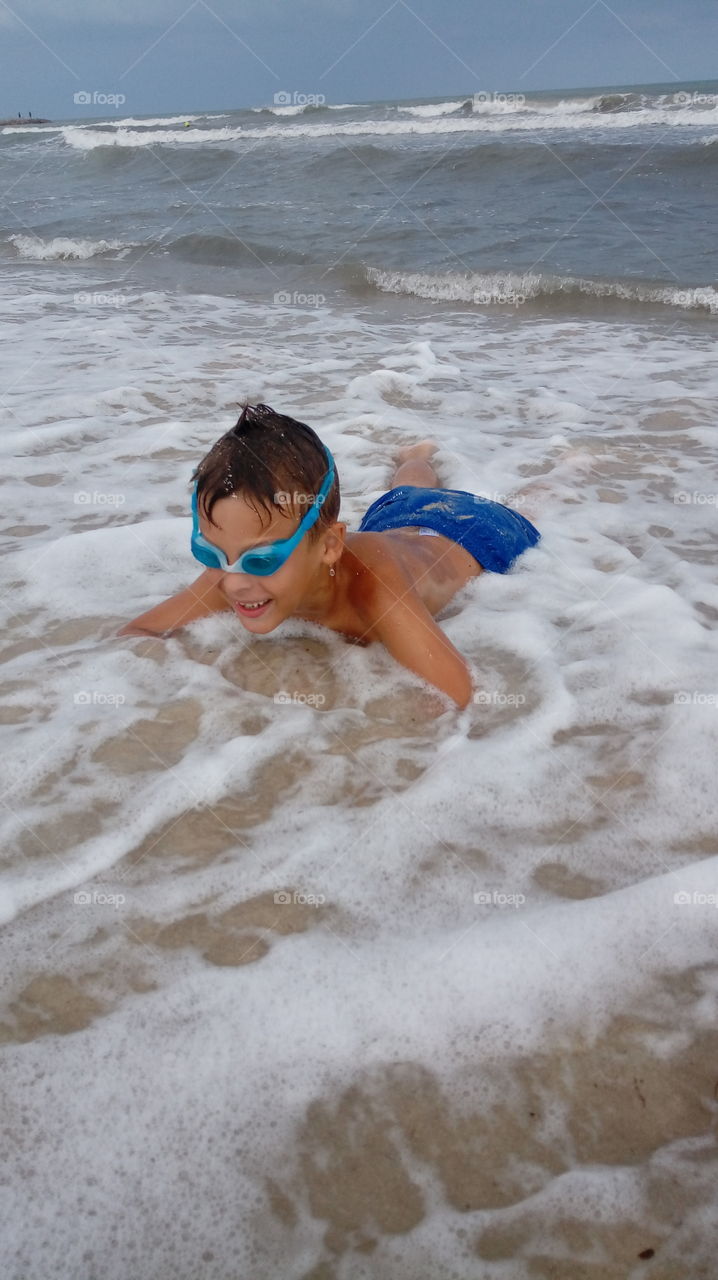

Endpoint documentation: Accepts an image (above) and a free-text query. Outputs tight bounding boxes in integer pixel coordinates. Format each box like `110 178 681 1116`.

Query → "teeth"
239 599 270 610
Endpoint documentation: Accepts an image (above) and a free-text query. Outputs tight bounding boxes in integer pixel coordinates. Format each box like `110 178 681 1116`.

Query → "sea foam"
2 268 718 1277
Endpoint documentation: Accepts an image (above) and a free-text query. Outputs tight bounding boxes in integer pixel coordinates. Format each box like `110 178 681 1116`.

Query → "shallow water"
1 262 718 1276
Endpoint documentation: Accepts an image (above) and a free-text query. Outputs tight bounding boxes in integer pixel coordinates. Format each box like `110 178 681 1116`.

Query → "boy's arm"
117 569 232 637
363 568 474 709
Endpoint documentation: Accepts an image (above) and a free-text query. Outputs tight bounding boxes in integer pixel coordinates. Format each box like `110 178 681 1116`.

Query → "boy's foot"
394 440 440 488
397 440 439 465
392 440 440 489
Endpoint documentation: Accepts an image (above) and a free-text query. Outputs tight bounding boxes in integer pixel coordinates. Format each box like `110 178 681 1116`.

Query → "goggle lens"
191 535 222 570
239 547 284 576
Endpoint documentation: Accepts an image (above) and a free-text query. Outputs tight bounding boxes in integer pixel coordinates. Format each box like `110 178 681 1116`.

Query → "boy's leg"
391 441 441 489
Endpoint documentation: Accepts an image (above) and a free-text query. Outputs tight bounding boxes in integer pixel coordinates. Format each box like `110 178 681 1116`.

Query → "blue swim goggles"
190 447 335 576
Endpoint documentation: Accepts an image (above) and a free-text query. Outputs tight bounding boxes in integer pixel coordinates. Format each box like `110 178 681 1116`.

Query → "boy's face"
198 491 343 633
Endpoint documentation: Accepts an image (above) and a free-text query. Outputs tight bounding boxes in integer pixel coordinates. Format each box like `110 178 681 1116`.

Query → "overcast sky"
1 0 715 119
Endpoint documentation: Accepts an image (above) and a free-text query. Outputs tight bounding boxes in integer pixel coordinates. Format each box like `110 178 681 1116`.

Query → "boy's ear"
320 522 347 566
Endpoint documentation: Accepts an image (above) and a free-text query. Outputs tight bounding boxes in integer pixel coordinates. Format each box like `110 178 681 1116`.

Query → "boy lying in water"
119 403 540 707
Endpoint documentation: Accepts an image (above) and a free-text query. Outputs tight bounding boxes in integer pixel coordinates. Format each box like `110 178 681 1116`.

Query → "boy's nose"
221 572 255 594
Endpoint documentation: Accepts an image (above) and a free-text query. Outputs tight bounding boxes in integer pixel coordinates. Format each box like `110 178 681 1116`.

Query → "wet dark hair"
191 402 340 539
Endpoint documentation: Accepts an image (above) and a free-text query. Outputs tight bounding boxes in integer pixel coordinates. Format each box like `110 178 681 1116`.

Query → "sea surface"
2 79 718 310
1 81 718 1279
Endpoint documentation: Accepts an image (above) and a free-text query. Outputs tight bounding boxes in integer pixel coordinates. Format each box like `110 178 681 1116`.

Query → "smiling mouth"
233 597 272 615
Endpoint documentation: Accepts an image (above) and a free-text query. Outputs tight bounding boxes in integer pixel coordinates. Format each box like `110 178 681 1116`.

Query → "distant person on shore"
119 404 540 706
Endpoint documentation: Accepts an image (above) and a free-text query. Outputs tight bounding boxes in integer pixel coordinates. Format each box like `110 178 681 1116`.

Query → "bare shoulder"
343 531 414 584
341 534 473 707
343 527 480 624
342 533 418 630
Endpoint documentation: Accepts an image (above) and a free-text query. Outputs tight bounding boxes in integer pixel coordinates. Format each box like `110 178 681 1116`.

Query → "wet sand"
2 868 718 1277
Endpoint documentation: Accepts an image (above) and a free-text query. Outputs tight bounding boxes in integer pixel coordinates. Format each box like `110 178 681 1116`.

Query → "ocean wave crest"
57 104 718 150
398 100 472 117
8 234 136 261
105 114 210 128
251 102 358 116
363 267 718 314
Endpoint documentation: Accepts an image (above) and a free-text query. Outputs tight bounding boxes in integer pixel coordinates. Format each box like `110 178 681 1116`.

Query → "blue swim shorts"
357 485 540 574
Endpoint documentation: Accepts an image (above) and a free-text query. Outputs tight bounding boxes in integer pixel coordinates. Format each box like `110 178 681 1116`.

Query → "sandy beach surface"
2 83 718 1278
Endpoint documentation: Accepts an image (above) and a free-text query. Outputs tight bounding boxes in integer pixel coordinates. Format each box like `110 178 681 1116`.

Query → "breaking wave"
7 234 136 261
362 266 718 314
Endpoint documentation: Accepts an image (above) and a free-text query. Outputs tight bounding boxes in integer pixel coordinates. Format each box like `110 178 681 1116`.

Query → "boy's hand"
117 569 231 638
